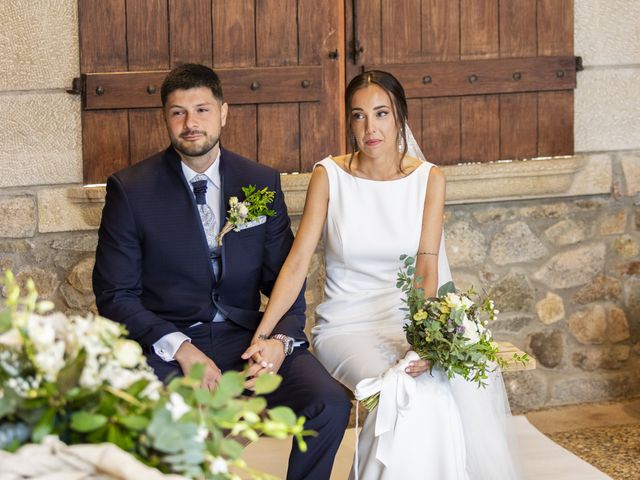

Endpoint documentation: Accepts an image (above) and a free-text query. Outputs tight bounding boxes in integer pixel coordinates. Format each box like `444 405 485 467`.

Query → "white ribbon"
353 351 421 469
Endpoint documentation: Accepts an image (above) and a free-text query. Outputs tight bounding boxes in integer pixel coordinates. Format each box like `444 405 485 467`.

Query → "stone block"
472 207 517 224
50 233 98 252
576 0 640 66
533 243 606 289
575 69 640 152
444 221 486 267
519 203 569 219
621 154 640 196
490 222 548 265
605 303 631 343
0 0 79 91
623 276 640 323
614 261 640 276
503 370 547 412
487 271 535 313
529 331 564 368
536 292 565 325
15 266 59 299
60 282 94 310
572 275 621 304
545 219 586 246
67 257 95 295
0 196 36 237
490 316 532 335
0 93 82 188
572 346 631 371
613 235 639 258
0 239 32 253
37 188 100 233
598 211 628 236
551 371 639 405
568 305 607 344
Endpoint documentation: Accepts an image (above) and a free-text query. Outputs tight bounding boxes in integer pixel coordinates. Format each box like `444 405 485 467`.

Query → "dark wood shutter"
346 0 576 165
78 0 343 183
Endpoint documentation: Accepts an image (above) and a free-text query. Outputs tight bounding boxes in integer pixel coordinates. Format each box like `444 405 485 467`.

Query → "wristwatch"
271 334 295 356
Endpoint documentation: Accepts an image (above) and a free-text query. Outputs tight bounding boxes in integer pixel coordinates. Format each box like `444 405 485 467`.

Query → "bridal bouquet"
0 270 311 479
361 255 528 411
216 185 276 245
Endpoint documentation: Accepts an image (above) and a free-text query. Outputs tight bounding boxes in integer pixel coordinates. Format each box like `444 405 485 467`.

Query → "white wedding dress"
311 155 522 479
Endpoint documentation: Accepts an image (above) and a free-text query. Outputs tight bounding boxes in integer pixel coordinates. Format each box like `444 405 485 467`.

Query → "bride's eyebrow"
350 105 390 112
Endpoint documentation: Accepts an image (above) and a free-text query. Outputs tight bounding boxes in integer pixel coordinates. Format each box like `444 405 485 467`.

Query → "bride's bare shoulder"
328 154 352 172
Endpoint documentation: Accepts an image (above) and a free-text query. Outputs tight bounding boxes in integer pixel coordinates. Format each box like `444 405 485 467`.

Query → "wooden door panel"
127 0 169 71
461 95 500 163
170 0 212 66
223 105 257 161
79 0 127 72
258 105 300 172
129 110 168 165
423 98 461 165
460 0 499 60
83 111 129 182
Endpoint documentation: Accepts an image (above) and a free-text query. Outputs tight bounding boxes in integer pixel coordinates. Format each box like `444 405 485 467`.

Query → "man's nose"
184 112 197 129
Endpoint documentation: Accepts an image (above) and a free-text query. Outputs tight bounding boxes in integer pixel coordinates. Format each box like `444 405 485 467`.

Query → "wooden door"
346 0 575 165
78 0 344 183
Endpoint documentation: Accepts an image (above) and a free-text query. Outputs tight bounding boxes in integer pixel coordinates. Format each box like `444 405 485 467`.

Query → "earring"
397 132 405 153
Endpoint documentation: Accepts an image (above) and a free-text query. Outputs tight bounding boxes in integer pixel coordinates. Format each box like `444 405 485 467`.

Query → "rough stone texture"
623 276 640 325
621 154 640 196
568 305 608 344
503 370 547 412
575 0 640 66
0 0 79 91
536 292 565 325
574 198 606 211
529 331 564 368
37 188 100 233
444 221 486 267
450 272 479 292
605 304 631 343
487 271 535 312
50 234 98 252
519 203 569 219
572 275 622 304
67 257 94 295
490 222 548 265
15 266 59 299
472 207 517 224
614 261 640 276
636 207 640 230
551 370 640 405
490 316 532 334
0 239 32 253
575 68 640 152
533 244 606 289
545 219 586 246
573 346 631 371
599 211 628 236
0 93 82 188
60 282 94 311
0 196 36 237
612 235 639 258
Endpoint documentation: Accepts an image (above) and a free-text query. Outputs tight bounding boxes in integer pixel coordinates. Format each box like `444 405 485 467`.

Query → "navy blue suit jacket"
93 146 307 352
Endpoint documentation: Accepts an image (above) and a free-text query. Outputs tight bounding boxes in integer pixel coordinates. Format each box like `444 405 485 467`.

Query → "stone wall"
1 0 639 411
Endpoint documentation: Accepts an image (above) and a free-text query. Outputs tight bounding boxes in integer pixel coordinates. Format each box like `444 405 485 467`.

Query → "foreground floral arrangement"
0 270 311 479
363 255 528 411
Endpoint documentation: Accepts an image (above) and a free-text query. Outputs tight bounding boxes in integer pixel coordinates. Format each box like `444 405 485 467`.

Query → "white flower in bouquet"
210 456 229 475
113 339 143 368
25 314 56 350
33 342 65 382
0 329 22 348
166 392 191 421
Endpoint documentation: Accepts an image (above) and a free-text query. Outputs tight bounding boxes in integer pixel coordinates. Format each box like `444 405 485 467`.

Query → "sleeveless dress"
311 157 521 480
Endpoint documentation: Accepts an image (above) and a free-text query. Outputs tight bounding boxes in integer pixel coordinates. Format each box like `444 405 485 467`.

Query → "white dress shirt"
153 152 221 362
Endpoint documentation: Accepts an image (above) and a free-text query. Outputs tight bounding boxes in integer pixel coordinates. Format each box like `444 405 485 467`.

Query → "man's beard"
172 133 219 158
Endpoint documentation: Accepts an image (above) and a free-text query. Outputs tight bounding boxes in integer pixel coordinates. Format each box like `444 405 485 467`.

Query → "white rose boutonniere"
216 185 276 245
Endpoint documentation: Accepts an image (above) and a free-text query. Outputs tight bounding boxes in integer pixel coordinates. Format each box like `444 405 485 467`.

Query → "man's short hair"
161 64 223 106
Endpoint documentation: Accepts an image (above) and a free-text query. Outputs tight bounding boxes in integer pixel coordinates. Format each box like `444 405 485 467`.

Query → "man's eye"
198 108 209 113
171 111 184 116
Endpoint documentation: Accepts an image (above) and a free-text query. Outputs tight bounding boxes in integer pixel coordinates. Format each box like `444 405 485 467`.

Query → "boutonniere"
215 185 276 245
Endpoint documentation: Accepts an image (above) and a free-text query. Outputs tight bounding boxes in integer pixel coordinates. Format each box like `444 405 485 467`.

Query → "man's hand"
242 339 286 390
174 341 222 390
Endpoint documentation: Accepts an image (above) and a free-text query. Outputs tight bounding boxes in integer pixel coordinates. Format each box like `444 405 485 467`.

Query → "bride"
242 70 521 479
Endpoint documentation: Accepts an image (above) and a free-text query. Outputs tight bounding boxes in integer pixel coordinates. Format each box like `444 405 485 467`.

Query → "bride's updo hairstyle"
345 70 409 169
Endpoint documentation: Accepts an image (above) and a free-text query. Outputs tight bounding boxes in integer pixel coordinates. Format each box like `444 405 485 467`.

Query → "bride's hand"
405 359 431 377
242 339 286 389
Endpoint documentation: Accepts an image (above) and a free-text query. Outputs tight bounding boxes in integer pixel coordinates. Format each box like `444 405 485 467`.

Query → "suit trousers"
146 320 351 480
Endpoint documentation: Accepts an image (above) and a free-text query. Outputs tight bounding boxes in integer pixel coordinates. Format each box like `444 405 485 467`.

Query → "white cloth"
311 156 521 479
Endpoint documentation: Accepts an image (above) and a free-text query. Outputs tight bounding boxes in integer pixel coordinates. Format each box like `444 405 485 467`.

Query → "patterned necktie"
190 174 217 253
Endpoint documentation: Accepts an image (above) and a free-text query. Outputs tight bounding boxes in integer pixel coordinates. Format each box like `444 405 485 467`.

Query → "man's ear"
220 102 229 128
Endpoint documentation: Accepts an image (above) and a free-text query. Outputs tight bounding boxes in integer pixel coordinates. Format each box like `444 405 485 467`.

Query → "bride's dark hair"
345 70 409 171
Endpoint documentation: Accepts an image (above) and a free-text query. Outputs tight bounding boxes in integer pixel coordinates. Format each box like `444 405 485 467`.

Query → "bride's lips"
364 139 382 146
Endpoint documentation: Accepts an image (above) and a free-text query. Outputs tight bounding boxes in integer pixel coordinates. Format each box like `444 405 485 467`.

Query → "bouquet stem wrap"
353 351 420 468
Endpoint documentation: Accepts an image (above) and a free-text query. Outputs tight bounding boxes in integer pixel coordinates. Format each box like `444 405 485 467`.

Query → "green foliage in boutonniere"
216 185 276 246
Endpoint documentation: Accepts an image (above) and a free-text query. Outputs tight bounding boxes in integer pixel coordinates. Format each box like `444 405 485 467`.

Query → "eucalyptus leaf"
70 411 108 432
253 373 282 395
267 406 297 426
117 415 149 430
57 348 86 395
0 310 11 333
217 371 245 398
437 281 456 297
31 407 56 443
220 437 244 459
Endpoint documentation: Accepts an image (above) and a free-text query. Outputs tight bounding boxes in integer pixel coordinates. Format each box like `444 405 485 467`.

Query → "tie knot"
190 175 208 205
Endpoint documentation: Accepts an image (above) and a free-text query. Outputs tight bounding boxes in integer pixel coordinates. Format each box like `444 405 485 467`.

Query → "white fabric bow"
354 350 421 468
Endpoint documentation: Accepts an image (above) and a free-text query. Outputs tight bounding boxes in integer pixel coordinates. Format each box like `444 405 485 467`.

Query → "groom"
92 63 350 480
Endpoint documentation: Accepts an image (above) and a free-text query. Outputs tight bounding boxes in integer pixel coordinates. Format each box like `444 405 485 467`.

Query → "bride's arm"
415 166 446 298
244 165 329 351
